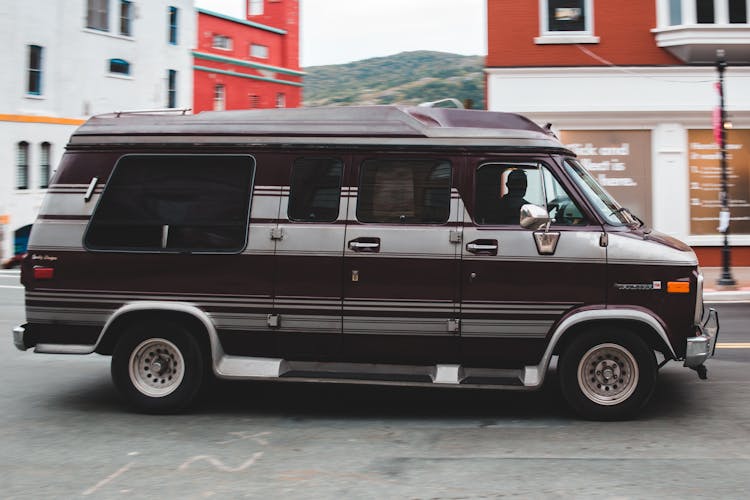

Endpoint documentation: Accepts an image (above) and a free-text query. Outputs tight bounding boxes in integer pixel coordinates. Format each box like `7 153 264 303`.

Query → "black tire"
558 328 657 421
111 321 205 413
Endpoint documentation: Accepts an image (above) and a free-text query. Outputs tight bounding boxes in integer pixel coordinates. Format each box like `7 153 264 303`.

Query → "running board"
215 356 534 389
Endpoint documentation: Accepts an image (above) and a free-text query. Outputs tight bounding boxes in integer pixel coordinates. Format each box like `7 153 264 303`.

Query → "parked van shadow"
48 366 700 421
198 378 567 420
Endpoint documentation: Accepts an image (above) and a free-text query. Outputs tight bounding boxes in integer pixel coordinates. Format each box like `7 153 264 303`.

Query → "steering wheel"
547 196 574 225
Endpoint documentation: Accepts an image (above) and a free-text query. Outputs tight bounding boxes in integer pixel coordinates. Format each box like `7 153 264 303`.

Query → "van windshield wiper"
611 207 645 229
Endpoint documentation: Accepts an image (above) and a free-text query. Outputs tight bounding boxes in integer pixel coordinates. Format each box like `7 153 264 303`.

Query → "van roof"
69 106 570 152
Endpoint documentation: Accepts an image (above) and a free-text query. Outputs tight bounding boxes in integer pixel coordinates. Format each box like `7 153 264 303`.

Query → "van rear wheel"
111 321 205 413
559 328 656 420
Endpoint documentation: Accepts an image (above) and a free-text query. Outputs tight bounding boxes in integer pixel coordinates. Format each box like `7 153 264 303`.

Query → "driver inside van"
495 168 530 224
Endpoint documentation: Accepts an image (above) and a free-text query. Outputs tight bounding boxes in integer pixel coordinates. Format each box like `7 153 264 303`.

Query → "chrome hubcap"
577 343 639 406
129 338 185 397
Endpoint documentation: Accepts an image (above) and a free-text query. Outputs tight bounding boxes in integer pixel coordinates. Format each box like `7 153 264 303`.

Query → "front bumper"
684 308 719 368
13 324 29 351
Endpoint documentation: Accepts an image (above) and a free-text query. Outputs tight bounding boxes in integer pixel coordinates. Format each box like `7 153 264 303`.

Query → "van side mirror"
520 204 551 230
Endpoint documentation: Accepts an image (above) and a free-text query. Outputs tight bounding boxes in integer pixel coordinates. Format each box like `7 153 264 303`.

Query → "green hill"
302 51 485 109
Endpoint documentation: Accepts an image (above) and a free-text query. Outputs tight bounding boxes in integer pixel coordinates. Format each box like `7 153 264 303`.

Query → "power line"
575 44 716 84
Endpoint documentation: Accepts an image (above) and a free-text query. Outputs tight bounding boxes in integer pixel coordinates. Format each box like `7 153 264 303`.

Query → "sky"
194 0 486 67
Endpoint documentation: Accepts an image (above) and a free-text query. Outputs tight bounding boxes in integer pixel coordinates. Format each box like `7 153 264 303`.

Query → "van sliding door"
272 155 347 360
341 155 462 364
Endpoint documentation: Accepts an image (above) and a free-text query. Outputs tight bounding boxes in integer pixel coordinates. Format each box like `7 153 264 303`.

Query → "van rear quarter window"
84 154 254 252
356 158 451 224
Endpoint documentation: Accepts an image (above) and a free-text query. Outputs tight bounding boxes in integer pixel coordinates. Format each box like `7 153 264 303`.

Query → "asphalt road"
2 270 750 498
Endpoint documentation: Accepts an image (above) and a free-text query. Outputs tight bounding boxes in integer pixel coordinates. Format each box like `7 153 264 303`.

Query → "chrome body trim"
685 308 719 368
83 177 99 202
695 271 705 324
212 357 527 389
35 344 95 354
13 325 28 351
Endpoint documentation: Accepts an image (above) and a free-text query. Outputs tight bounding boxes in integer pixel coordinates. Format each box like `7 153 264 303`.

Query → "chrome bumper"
13 324 29 351
684 308 719 369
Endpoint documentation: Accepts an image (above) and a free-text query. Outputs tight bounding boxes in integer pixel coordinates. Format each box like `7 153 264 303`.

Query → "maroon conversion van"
13 106 718 419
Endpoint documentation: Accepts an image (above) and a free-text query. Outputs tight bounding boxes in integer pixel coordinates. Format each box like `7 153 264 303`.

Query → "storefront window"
688 130 750 235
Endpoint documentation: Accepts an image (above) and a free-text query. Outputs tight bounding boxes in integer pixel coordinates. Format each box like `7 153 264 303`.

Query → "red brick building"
486 0 750 266
193 1 303 113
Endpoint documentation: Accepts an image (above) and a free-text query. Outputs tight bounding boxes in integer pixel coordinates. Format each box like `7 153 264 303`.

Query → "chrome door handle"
466 239 498 255
348 237 381 252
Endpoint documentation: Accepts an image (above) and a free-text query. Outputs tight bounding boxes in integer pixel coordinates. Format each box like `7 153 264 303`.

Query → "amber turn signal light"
667 281 690 293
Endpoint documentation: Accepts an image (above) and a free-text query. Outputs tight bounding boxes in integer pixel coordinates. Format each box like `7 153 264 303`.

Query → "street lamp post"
716 51 736 286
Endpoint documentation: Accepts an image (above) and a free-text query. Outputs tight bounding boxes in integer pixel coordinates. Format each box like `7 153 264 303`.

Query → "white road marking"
178 452 263 472
216 431 271 445
82 462 134 496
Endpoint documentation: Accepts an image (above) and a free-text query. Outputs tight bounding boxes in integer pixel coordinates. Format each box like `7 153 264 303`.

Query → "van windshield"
563 159 636 226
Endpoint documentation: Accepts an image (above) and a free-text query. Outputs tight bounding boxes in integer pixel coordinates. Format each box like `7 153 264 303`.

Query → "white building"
486 0 750 267
0 0 195 260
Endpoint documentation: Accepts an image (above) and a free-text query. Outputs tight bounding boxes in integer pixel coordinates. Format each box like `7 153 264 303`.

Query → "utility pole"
716 49 736 287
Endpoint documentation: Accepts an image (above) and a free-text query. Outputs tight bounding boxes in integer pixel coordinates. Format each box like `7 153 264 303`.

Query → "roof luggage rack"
114 108 192 117
418 98 465 109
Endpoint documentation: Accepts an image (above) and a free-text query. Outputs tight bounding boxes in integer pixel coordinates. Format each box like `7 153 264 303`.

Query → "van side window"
357 159 451 224
475 164 585 225
85 155 254 252
287 158 343 222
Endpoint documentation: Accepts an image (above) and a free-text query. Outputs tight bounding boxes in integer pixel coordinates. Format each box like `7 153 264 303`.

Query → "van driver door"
459 159 607 367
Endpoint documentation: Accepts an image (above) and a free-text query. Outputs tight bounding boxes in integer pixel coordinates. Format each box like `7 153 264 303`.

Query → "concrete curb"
704 291 750 303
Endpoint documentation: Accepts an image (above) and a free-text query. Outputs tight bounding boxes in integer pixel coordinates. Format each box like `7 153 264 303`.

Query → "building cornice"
197 8 287 35
193 51 305 77
484 65 750 76
193 65 304 87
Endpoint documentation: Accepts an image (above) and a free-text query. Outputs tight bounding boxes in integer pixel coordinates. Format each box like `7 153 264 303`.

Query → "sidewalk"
702 267 750 302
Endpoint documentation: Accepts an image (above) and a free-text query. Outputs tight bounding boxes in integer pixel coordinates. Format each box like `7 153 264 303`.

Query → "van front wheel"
559 329 656 420
111 322 205 413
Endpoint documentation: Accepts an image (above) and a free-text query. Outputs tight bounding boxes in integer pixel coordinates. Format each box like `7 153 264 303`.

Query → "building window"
213 35 232 50
250 43 269 58
109 58 131 75
87 0 109 31
40 142 51 189
666 0 748 25
357 159 451 224
288 158 343 222
669 0 683 25
84 155 255 253
120 0 133 36
545 0 591 32
276 93 286 108
27 45 43 95
16 142 29 190
168 6 178 44
249 0 264 16
249 94 260 108
167 70 177 107
729 0 748 22
214 84 225 111
696 0 716 23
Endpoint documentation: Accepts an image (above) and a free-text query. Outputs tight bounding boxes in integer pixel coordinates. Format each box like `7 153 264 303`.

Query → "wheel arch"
94 302 221 365
546 309 676 368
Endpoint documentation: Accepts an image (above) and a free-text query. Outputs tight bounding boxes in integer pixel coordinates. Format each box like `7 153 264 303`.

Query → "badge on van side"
614 281 662 291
